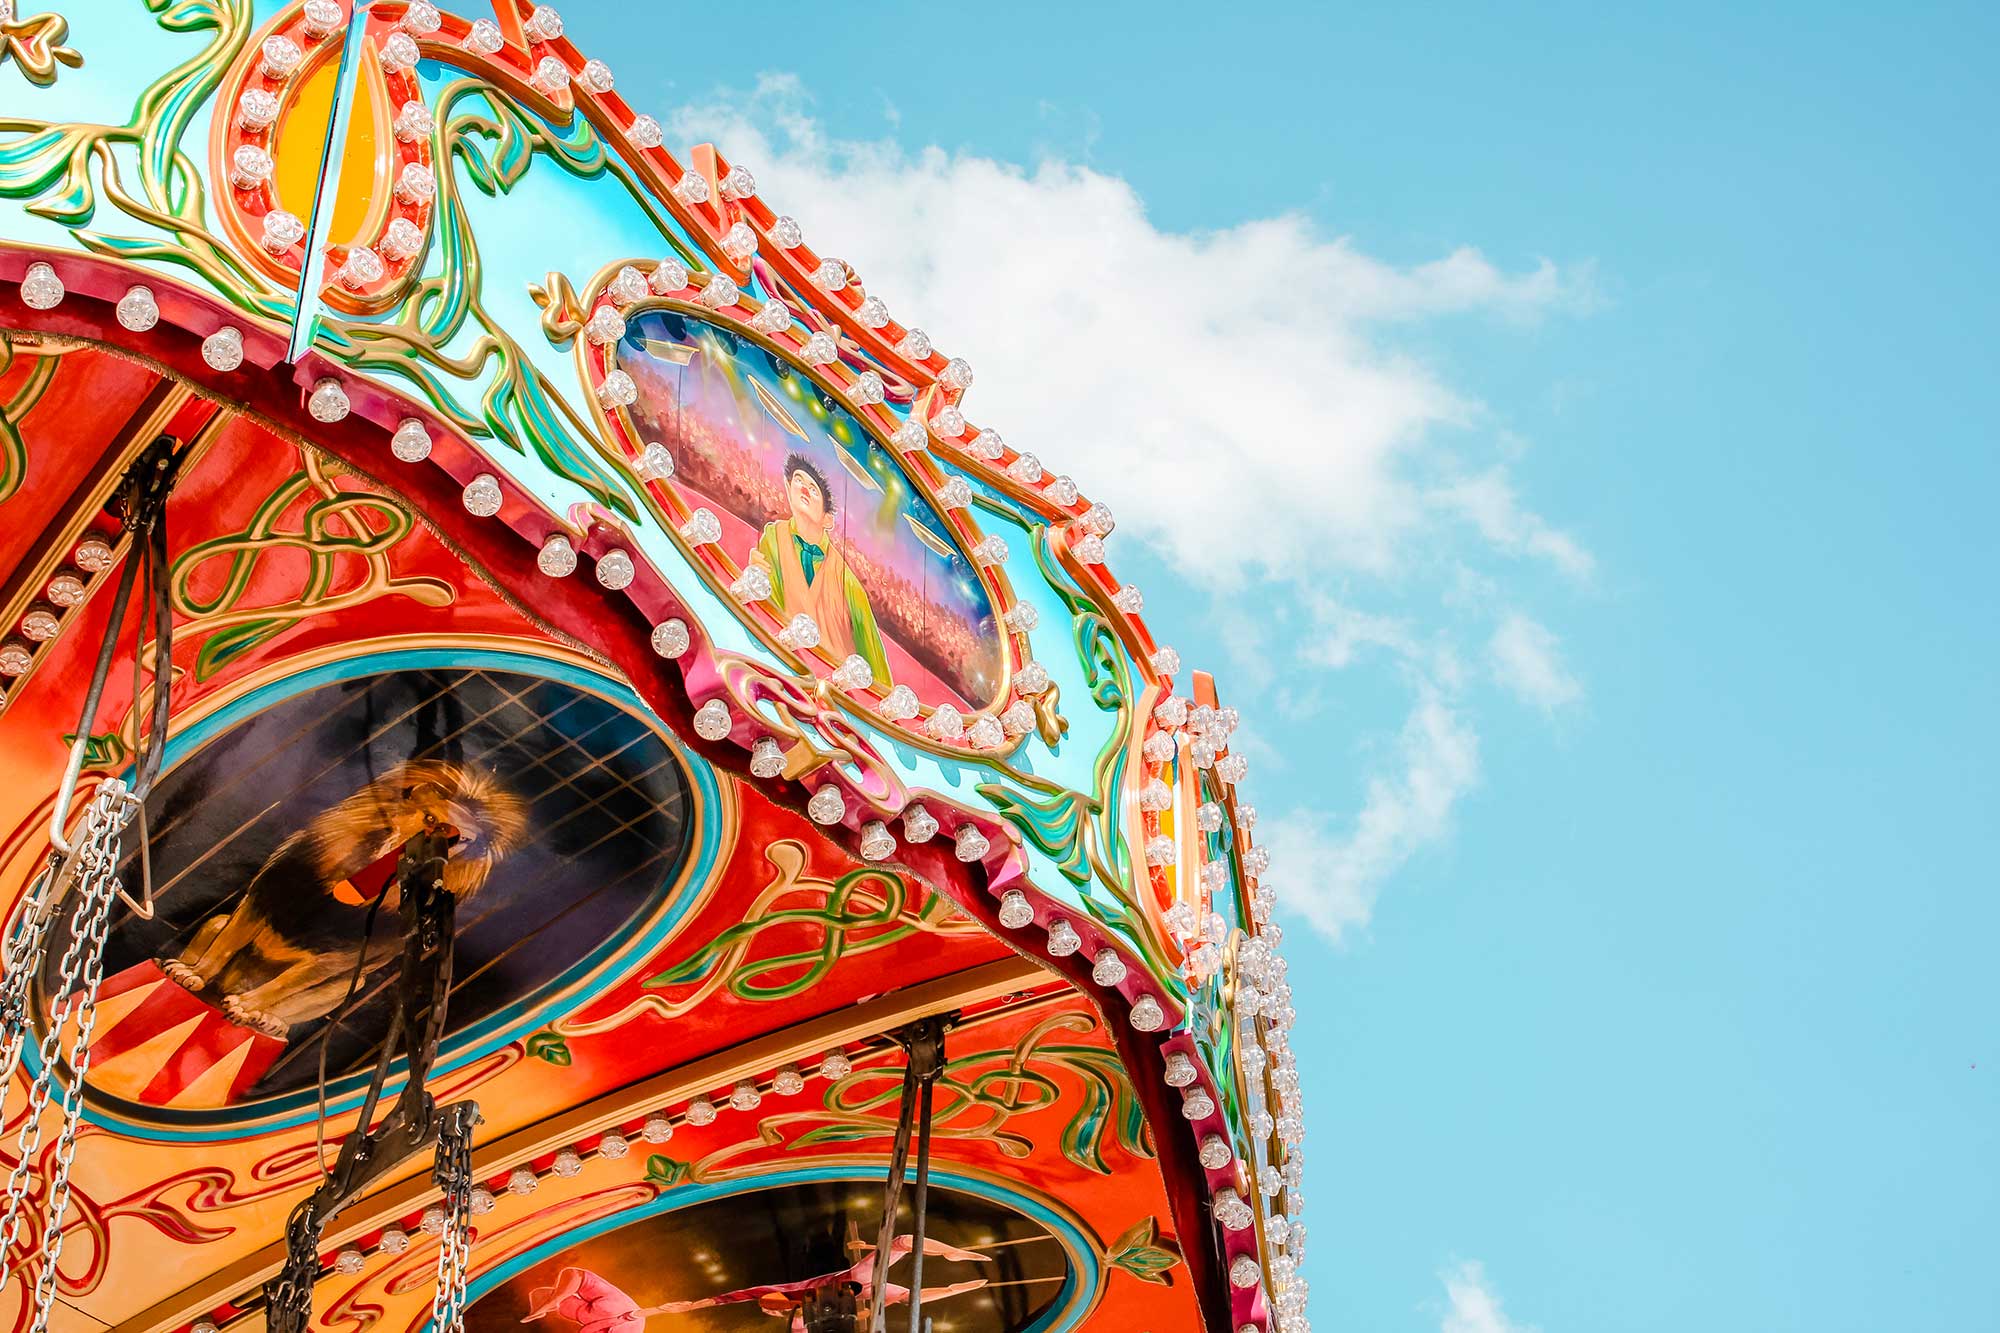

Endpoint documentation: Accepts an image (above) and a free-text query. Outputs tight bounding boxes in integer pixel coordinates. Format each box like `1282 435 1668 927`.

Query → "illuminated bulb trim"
953 824 989 862
19 263 63 310
537 534 577 578
115 285 159 331
996 890 1033 929
692 699 730 740
390 417 432 462
651 619 690 658
307 378 350 423
201 327 245 372
595 548 635 590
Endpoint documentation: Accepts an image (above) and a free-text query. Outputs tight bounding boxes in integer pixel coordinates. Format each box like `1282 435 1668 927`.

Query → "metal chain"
0 855 61 1096
0 440 175 1329
430 1103 479 1333
27 806 126 1333
0 785 133 1333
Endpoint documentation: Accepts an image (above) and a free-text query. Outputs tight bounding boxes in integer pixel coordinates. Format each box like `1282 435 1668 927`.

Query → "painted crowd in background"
616 311 1006 709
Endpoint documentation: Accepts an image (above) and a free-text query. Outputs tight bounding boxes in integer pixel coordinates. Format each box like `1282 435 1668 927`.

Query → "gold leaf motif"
529 270 586 346
0 10 82 89
1106 1215 1182 1285
1033 680 1069 746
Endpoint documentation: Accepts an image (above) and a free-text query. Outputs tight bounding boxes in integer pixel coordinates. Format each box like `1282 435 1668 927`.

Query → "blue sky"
565 3 2000 1329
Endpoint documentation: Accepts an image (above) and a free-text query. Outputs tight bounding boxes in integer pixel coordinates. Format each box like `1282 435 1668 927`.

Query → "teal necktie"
793 535 824 585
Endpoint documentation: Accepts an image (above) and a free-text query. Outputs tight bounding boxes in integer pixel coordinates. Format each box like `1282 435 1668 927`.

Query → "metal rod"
867 1059 920 1333
49 438 180 856
866 1015 953 1333
907 1073 935 1333
46 508 144 856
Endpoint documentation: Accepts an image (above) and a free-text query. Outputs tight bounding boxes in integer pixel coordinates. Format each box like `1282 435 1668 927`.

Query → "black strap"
68 437 183 806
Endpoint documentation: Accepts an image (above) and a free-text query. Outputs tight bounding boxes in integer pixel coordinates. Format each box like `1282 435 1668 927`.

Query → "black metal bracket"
264 823 477 1333
108 434 185 805
801 1281 859 1333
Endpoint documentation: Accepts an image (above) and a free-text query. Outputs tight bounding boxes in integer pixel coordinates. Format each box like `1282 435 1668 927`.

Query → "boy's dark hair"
782 453 837 516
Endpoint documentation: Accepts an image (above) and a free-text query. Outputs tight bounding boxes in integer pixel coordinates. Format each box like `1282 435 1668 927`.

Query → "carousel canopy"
0 5 1304 1333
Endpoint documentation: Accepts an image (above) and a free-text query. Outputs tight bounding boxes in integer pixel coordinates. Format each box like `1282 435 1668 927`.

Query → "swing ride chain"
0 855 62 1092
0 785 134 1327
0 437 175 1328
430 1100 481 1333
264 1204 322 1333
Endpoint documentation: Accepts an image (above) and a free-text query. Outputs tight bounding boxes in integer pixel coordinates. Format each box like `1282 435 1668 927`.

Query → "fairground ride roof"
0 5 1307 1333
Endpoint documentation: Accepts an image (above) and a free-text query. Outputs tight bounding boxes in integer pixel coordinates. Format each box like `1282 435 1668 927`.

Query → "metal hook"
44 736 90 859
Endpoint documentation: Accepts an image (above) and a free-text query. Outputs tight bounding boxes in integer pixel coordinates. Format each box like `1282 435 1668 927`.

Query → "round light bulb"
858 820 895 861
307 377 349 422
693 699 730 740
461 473 503 516
997 890 1034 930
537 534 577 577
651 619 690 658
390 417 432 462
202 326 245 372
116 285 159 331
19 262 63 310
595 548 635 589
901 804 938 843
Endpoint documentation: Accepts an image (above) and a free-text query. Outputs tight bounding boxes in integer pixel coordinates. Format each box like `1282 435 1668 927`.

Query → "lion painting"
159 759 527 1040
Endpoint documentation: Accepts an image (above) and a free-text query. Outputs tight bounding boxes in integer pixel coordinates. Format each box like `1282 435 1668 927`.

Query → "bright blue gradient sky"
566 4 1998 1329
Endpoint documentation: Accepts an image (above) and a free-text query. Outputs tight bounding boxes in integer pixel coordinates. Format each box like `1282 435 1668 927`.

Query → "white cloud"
666 75 1589 591
1260 691 1479 942
1431 469 1595 582
1299 596 1423 672
1488 613 1583 712
665 76 1584 941
1440 1261 1538 1333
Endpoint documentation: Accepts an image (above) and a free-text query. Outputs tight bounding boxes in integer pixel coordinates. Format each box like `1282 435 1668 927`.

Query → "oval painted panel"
464 1178 1072 1333
43 665 696 1124
615 310 1007 711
